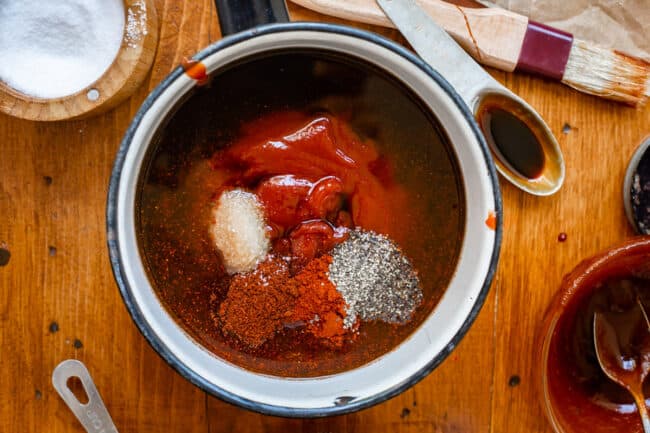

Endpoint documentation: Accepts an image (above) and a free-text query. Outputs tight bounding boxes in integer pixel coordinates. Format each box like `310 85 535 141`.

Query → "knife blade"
376 0 493 105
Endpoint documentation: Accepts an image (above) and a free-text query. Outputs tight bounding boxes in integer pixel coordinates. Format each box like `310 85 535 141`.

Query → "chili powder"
217 256 296 348
290 255 354 348
217 254 354 349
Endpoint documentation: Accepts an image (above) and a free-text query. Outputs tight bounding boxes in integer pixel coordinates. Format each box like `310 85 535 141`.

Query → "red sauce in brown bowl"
538 237 650 433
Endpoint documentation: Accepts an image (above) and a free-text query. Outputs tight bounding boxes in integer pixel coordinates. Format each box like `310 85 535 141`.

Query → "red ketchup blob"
210 111 409 263
289 220 349 266
256 175 312 230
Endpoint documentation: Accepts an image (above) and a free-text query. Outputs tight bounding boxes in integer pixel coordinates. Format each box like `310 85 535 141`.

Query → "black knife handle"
215 0 289 36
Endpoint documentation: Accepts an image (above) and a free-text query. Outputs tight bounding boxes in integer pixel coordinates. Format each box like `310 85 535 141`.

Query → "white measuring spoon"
52 359 119 433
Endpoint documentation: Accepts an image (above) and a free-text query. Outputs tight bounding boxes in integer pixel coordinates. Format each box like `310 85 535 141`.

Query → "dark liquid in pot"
136 51 466 377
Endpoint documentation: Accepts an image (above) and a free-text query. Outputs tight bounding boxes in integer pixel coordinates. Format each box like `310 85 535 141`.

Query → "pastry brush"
291 0 650 106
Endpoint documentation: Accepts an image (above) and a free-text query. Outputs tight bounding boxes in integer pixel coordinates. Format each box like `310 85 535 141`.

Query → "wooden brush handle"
291 0 528 71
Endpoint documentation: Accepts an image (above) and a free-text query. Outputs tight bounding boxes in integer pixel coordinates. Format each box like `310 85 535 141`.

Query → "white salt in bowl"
107 15 502 418
0 0 158 121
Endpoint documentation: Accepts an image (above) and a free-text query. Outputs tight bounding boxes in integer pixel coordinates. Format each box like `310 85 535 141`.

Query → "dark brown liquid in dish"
477 96 545 179
593 302 650 399
563 278 650 406
548 275 650 433
136 51 466 377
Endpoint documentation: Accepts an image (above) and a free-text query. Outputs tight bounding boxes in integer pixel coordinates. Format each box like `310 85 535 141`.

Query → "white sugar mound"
0 0 125 98
210 189 269 275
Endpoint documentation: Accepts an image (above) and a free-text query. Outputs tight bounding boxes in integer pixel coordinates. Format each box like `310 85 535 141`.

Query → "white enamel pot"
107 0 502 417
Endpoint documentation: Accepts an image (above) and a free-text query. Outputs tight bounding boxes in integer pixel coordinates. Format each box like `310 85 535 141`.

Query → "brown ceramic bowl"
537 236 650 433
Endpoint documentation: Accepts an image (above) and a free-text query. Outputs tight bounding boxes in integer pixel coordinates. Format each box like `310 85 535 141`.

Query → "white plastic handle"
52 360 119 433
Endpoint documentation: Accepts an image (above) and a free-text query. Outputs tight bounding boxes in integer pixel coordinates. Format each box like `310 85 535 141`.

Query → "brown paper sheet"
485 0 649 61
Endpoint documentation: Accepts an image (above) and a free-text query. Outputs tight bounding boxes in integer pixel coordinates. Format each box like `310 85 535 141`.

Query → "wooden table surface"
2 1 649 432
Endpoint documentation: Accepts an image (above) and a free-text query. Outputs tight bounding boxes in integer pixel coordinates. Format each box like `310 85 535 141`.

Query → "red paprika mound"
217 256 296 348
217 254 354 349
290 255 355 348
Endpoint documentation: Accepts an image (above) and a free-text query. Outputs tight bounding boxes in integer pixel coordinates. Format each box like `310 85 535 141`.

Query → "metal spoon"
52 359 119 433
594 303 650 433
377 0 565 196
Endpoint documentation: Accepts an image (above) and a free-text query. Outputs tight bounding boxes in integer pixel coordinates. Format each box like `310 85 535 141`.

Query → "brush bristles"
562 39 650 106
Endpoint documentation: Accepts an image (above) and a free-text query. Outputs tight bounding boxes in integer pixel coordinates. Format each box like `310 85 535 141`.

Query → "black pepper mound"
329 229 422 329
631 146 650 235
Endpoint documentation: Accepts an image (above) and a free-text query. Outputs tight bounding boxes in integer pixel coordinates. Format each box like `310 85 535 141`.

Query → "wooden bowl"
0 0 158 122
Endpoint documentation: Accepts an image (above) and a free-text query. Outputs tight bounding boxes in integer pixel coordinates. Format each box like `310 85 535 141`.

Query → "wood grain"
1 1 649 433
0 1 217 431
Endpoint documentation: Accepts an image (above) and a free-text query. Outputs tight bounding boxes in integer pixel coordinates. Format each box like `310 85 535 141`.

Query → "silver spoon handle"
632 392 650 433
633 299 650 433
52 360 119 433
643 415 650 433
